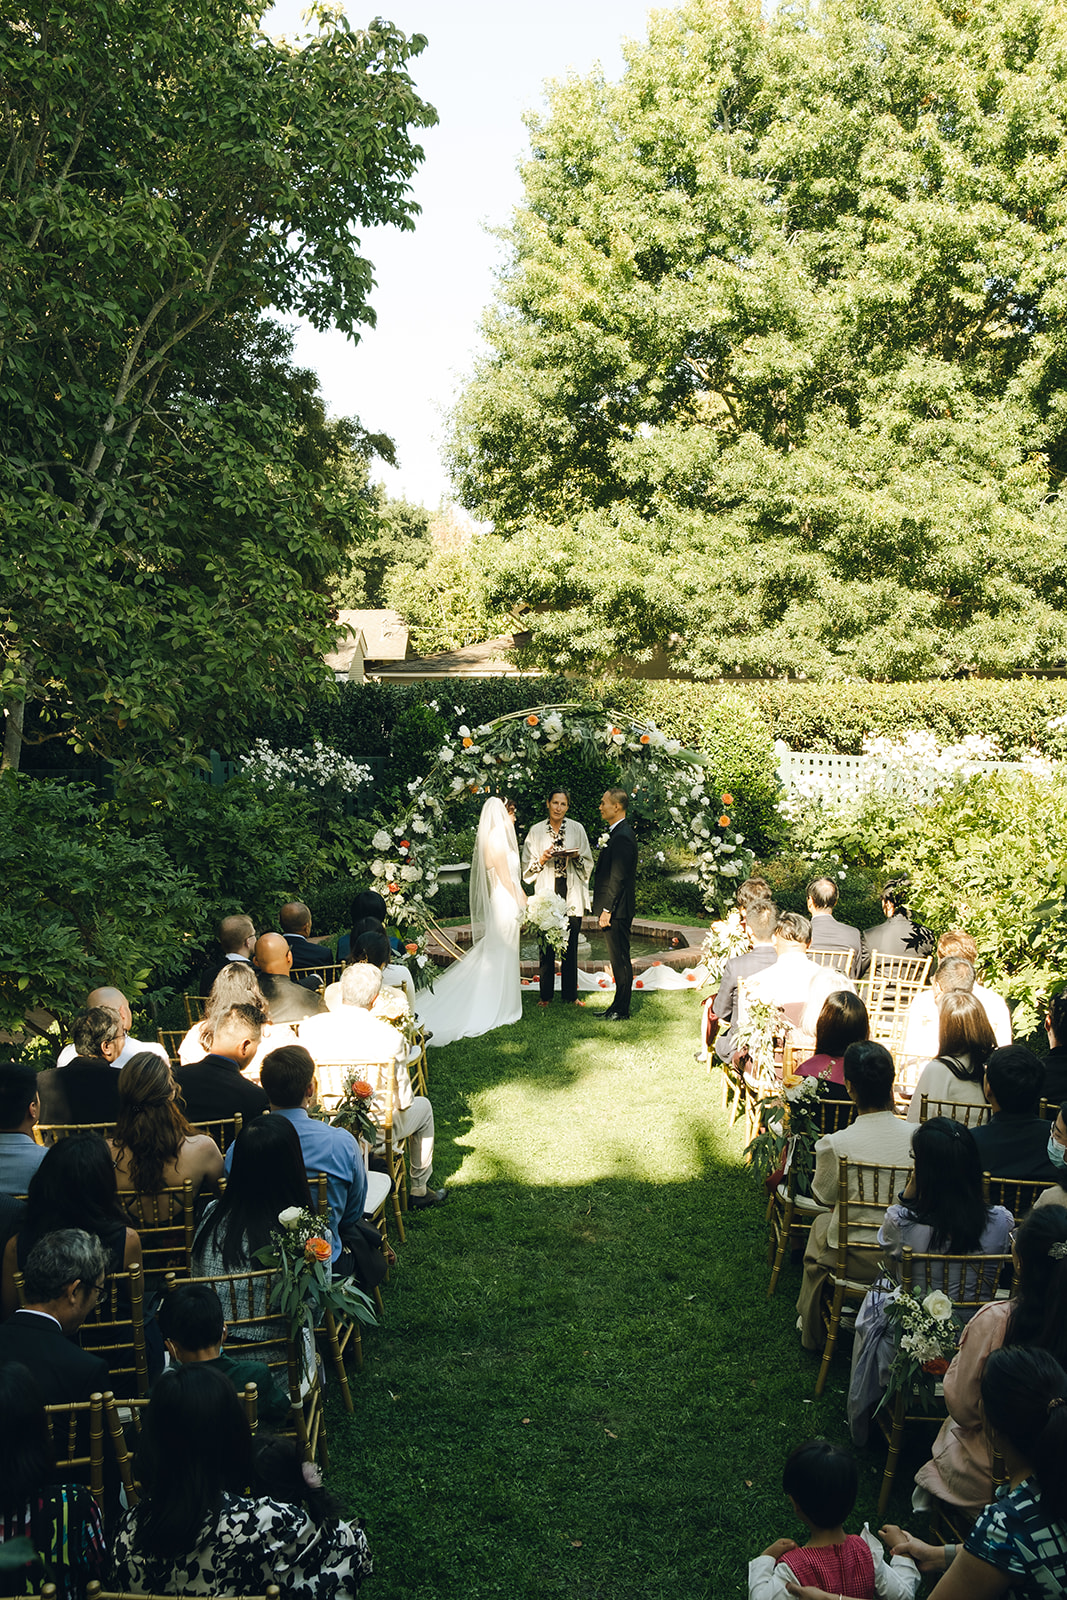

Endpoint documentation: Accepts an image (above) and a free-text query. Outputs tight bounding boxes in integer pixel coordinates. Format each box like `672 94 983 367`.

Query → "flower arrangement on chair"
745 1069 829 1194
876 1288 960 1415
254 1206 377 1376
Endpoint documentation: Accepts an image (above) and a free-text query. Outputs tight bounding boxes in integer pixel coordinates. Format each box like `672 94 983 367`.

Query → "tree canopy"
0 0 435 800
450 0 1067 681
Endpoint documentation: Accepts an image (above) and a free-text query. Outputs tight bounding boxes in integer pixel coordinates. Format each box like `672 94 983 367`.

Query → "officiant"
521 789 594 1005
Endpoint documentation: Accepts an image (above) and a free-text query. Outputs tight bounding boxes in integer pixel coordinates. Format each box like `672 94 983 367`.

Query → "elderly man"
301 964 445 1208
0 1230 111 1403
56 986 169 1071
199 913 257 994
174 1003 269 1124
745 912 857 1052
253 932 327 1023
806 877 862 975
36 1006 125 1125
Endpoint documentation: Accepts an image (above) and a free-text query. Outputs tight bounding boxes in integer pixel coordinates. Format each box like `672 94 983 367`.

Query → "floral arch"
368 704 754 969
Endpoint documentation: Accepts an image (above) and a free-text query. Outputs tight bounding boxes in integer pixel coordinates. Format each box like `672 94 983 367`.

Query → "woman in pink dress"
795 991 869 1099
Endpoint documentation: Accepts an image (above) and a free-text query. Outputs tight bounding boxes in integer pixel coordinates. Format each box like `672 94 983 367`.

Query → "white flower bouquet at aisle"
523 892 569 956
876 1287 960 1415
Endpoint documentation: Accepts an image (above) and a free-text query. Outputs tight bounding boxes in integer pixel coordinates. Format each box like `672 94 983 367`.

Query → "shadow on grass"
321 993 919 1600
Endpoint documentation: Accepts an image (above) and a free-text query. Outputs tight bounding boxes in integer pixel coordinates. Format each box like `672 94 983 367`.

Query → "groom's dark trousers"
592 819 638 1017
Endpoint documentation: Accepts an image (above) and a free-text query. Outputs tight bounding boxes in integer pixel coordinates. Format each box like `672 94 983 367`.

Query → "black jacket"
174 1055 269 1125
591 821 637 922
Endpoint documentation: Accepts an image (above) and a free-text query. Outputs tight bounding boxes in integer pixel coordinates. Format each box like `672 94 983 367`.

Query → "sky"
261 0 671 510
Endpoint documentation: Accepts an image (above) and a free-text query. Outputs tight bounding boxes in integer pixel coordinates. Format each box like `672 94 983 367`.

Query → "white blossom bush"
243 739 373 795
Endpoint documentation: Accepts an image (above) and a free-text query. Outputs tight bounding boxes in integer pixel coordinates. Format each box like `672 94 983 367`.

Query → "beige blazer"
521 818 593 916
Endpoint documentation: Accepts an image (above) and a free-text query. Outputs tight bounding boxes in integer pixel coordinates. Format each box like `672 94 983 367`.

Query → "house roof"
327 609 409 675
375 632 539 680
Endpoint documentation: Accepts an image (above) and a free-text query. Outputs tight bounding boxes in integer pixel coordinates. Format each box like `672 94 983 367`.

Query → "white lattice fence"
776 748 1024 800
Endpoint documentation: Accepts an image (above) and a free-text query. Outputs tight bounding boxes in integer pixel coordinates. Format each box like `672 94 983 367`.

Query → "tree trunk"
1 692 24 772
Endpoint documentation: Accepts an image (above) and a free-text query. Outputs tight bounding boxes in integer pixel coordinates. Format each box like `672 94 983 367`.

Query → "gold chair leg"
877 1407 904 1520
767 1198 794 1297
814 1284 845 1396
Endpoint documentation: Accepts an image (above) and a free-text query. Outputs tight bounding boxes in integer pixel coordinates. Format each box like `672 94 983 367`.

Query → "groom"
592 788 638 1021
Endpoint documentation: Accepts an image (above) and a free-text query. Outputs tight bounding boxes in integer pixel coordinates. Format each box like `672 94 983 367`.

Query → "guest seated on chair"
711 897 779 1064
906 992 996 1123
157 1281 291 1425
279 900 329 980
969 1045 1059 1182
0 1230 110 1408
0 1359 108 1599
199 913 257 995
847 1117 1012 1445
174 1003 270 1125
795 1042 914 1352
110 1365 372 1598
35 1007 125 1127
0 1061 47 1194
253 931 327 1021
1041 995 1067 1106
55 987 169 1072
109 1053 224 1212
859 877 935 977
1034 1101 1067 1213
747 912 857 1058
913 1203 1067 1518
805 877 863 974
2 1133 141 1319
795 992 870 1099
301 966 445 1210
177 964 296 1080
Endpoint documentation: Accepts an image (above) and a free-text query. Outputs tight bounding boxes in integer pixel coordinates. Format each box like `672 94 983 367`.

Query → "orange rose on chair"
305 1237 332 1264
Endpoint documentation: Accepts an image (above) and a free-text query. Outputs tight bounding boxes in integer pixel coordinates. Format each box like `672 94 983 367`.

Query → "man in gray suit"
806 877 862 975
712 899 779 1061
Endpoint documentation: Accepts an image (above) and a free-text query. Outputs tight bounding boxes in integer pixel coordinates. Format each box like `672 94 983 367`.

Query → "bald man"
55 986 169 1070
253 933 327 1024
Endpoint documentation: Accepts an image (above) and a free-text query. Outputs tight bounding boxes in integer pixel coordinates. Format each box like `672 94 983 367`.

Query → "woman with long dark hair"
848 1118 1012 1444
191 1115 311 1358
1 1131 140 1318
110 1365 371 1597
879 1346 1067 1598
796 992 870 1096
906 991 996 1122
914 1203 1067 1515
0 1362 106 1598
109 1053 223 1212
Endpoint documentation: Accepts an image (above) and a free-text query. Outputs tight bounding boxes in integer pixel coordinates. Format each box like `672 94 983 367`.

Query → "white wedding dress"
415 798 524 1048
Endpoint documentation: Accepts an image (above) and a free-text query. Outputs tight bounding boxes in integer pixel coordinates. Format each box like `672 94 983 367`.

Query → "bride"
415 796 526 1048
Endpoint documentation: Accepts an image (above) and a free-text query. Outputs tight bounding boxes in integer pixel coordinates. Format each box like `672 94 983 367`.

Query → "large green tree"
451 0 1067 681
0 0 435 797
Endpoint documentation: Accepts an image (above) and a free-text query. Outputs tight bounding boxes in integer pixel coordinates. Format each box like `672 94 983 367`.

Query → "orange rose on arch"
718 815 731 828
721 792 734 805
305 1237 332 1264
640 734 650 744
463 736 473 747
527 714 539 726
405 942 418 955
387 882 399 893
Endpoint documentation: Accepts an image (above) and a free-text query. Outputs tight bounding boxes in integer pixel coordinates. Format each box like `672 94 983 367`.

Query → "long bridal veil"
415 797 524 1048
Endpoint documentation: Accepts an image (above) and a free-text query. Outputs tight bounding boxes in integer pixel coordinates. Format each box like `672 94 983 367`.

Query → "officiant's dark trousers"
604 916 634 1017
540 915 582 1003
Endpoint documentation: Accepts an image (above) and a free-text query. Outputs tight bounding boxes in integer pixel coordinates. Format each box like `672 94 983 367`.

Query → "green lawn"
324 990 920 1599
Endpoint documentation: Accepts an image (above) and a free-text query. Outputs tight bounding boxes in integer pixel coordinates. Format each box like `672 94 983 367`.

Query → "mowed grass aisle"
326 991 905 1598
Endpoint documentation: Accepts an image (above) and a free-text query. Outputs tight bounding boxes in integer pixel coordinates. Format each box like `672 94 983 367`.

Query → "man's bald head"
86 986 132 1031
280 901 312 935
254 932 293 975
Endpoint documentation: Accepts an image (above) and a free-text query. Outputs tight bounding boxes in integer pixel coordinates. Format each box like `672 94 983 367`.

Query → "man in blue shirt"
255 1045 368 1263
0 1061 47 1194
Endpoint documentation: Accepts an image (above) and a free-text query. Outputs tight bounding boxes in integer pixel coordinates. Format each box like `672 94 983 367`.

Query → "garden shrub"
0 776 202 1031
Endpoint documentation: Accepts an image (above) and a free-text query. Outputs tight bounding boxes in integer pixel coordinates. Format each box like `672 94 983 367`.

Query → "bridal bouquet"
523 891 570 956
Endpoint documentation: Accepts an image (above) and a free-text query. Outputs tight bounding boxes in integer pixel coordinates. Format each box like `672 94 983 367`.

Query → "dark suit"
284 934 328 980
713 944 779 1061
256 971 327 1024
809 912 862 975
199 952 253 995
592 819 638 1017
1041 1047 1067 1109
174 1055 268 1125
36 1060 119 1127
0 1309 109 1405
970 1112 1059 1183
859 912 935 977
